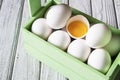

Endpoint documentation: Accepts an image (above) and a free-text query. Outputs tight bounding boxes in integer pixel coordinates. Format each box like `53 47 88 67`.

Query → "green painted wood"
114 0 120 29
71 8 120 35
106 53 120 80
22 0 120 80
47 0 61 3
40 0 68 80
23 42 85 80
90 0 120 79
28 0 41 17
28 0 60 17
22 28 107 80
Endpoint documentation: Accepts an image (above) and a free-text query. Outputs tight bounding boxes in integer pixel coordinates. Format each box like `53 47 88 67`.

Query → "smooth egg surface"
67 39 91 62
48 30 71 50
46 4 71 29
31 18 52 39
86 23 112 48
87 49 111 73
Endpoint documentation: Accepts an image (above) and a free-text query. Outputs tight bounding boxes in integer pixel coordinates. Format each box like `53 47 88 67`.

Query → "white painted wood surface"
91 0 117 27
69 0 91 15
0 0 24 80
11 0 40 80
114 0 120 29
0 0 120 80
91 1 119 79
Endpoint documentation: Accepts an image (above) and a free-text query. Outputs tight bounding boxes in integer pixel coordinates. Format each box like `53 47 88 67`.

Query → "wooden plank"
114 0 120 29
40 0 68 80
11 0 41 80
113 0 120 79
0 0 3 10
91 0 117 27
11 0 67 80
68 0 91 80
69 0 91 15
40 0 91 80
114 67 120 80
40 63 67 80
91 0 119 80
39 0 91 80
0 0 25 80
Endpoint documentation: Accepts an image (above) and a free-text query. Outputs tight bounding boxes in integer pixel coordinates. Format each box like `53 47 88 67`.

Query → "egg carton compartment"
22 0 120 80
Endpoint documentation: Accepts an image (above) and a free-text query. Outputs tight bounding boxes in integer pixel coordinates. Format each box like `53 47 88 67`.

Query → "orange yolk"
68 21 88 38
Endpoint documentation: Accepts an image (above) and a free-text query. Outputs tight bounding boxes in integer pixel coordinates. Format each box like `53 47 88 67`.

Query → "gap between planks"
40 1 68 80
11 0 41 80
5 0 120 80
113 0 120 29
0 0 25 80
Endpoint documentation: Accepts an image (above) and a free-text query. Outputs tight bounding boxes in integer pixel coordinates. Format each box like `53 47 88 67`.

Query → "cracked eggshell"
46 4 72 29
67 39 91 62
86 23 112 48
87 49 111 74
31 18 52 39
66 15 90 39
48 30 71 50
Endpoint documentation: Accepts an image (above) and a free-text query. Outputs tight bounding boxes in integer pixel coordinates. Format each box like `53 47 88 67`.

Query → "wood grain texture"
0 0 24 80
91 0 120 80
11 0 41 80
0 0 120 80
69 0 91 15
40 64 67 80
0 0 3 10
68 0 91 80
114 0 120 29
91 0 117 27
40 0 68 80
113 0 120 79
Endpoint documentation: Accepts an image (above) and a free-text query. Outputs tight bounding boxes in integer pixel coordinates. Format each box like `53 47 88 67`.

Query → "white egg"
87 49 111 73
31 18 52 39
67 39 91 62
66 15 90 39
86 23 112 48
48 30 71 50
104 34 120 57
46 4 72 29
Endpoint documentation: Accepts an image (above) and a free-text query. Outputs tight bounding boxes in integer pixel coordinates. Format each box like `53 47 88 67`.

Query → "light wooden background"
0 0 120 80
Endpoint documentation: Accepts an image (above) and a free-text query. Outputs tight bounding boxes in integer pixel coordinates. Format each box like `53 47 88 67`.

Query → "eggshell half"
66 15 90 39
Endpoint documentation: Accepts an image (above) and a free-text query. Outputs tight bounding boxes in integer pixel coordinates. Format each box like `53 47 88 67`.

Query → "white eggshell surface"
46 4 72 29
87 49 111 73
31 18 52 39
67 39 91 62
48 30 71 50
86 23 112 48
66 15 90 39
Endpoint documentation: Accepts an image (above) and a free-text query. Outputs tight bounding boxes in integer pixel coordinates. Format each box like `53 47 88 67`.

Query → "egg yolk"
68 21 88 38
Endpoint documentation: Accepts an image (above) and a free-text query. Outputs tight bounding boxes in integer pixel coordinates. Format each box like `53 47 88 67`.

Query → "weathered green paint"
22 0 120 80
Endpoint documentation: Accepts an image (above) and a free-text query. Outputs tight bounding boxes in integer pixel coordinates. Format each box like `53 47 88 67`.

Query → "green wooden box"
22 0 120 80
